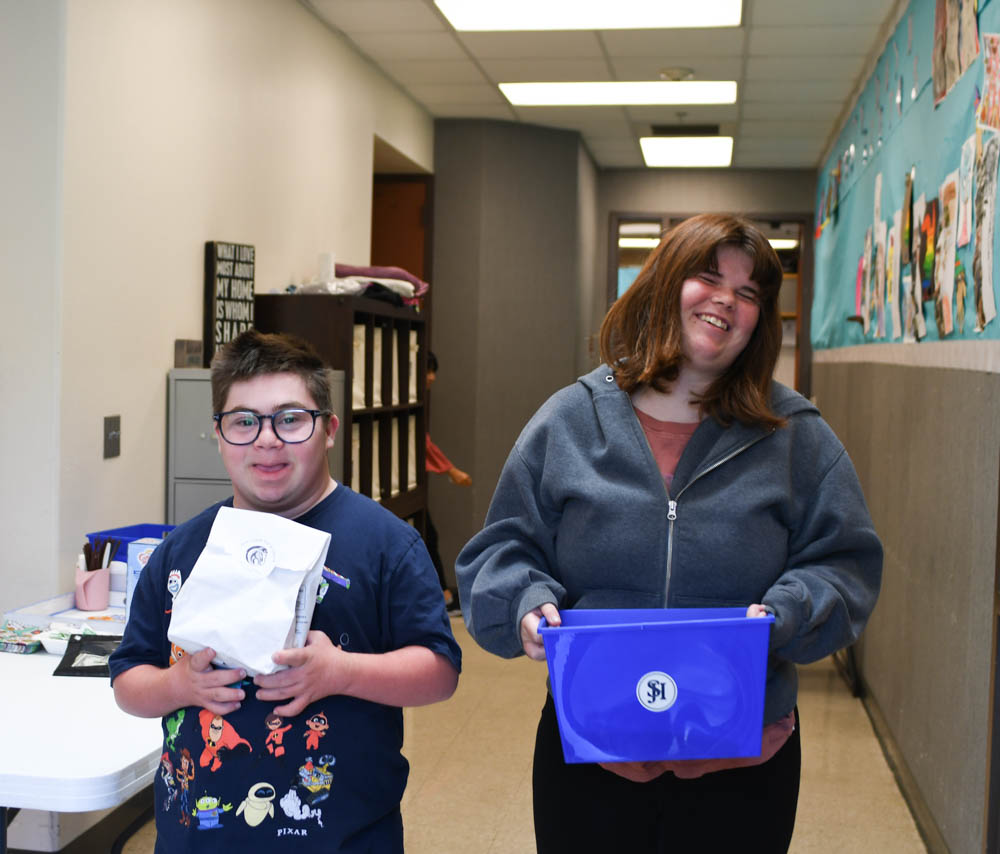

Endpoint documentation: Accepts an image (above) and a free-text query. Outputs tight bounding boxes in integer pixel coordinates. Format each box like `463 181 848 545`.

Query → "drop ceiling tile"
741 100 843 120
407 82 507 105
479 58 613 82
749 25 875 55
307 0 445 33
736 138 826 156
752 0 896 27
378 59 487 84
743 79 854 102
608 56 743 81
625 104 740 123
734 151 818 168
349 31 466 61
457 30 604 59
600 28 746 58
738 119 833 138
526 116 633 136
514 105 632 125
587 149 645 168
430 104 519 119
747 55 867 81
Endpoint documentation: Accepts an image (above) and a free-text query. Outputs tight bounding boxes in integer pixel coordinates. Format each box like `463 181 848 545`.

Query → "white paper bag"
167 506 331 676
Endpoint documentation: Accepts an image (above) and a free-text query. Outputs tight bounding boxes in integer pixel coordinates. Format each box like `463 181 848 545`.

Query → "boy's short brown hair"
210 329 333 414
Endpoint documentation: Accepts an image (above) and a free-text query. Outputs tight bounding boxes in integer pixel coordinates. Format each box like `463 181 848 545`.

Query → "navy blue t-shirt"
109 486 462 853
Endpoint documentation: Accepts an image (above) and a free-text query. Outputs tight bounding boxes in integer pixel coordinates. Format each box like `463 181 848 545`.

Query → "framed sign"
204 241 255 366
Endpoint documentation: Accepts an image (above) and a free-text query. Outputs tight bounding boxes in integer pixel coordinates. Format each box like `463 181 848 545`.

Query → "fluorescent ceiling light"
619 222 662 237
640 136 733 168
768 238 799 250
500 81 737 106
434 0 742 30
619 237 661 249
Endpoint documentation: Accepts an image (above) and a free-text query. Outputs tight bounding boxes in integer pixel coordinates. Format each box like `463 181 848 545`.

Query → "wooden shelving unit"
254 293 427 529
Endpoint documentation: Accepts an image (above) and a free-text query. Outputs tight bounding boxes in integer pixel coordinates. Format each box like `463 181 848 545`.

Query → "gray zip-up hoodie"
456 365 883 725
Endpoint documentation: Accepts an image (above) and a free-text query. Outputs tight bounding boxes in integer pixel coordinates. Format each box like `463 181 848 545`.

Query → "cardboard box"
126 537 164 625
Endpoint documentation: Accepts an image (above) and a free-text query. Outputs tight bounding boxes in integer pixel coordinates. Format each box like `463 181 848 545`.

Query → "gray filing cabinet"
166 368 345 524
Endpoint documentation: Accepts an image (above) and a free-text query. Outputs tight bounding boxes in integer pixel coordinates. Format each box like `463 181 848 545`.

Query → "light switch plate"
104 415 121 458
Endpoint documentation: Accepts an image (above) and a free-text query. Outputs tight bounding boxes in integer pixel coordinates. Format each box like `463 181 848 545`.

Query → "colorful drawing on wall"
888 209 903 339
933 0 963 103
901 168 914 265
978 33 1000 130
955 259 968 331
903 272 916 342
959 0 980 74
875 221 887 338
918 198 939 301
933 0 949 103
912 193 926 265
935 172 959 335
973 133 1000 330
863 226 873 335
958 135 976 246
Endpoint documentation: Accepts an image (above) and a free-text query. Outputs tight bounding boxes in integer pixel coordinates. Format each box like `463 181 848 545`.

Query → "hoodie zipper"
663 430 774 605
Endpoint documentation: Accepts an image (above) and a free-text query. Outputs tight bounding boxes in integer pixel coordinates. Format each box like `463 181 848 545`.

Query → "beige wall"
1 0 66 615
1 0 432 617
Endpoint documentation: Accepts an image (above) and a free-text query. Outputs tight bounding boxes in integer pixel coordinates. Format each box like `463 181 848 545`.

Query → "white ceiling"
304 0 899 170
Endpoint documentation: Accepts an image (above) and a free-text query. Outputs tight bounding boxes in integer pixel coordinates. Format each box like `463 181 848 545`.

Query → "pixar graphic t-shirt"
110 487 461 853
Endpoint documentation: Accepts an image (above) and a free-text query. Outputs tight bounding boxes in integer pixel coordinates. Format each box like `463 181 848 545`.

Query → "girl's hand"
520 603 561 660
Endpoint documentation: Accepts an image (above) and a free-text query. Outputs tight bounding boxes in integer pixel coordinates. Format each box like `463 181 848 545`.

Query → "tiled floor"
124 617 927 853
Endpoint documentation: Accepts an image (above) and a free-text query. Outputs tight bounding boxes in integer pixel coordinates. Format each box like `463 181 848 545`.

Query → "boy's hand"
174 647 246 715
253 631 354 717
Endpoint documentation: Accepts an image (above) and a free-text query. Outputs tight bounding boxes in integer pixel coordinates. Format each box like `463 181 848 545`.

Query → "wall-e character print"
237 782 276 827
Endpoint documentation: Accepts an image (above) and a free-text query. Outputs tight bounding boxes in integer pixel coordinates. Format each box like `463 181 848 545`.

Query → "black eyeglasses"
213 409 330 445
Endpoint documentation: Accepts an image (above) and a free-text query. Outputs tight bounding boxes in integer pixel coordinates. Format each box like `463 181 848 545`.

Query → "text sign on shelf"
204 241 255 365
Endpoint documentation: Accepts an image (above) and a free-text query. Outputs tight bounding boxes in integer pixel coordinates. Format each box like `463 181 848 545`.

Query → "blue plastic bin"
538 608 774 764
86 523 176 563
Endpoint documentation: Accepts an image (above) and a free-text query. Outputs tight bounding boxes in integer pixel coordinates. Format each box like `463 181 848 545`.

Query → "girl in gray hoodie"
456 214 882 853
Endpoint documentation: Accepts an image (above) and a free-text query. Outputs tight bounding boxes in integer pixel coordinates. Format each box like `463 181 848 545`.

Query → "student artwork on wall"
204 241 256 366
812 0 1000 349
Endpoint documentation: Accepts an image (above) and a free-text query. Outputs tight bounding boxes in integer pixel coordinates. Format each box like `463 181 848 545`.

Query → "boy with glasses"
110 329 461 852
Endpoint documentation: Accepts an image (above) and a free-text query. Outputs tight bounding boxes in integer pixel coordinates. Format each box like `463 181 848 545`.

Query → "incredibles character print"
303 712 328 751
265 713 292 758
165 709 185 750
236 782 276 827
176 748 196 827
159 752 178 812
198 709 251 771
192 793 232 830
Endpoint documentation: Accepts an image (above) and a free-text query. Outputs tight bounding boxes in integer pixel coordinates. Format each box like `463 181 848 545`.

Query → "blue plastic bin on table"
538 608 773 764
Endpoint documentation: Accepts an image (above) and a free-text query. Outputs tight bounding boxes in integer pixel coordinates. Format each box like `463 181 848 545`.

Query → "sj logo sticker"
636 671 678 712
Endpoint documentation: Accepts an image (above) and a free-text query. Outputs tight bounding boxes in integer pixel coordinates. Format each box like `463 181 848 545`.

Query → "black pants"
424 512 447 590
532 695 801 853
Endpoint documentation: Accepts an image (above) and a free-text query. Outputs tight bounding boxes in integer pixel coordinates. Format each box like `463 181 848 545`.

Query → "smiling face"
678 244 761 384
216 372 338 519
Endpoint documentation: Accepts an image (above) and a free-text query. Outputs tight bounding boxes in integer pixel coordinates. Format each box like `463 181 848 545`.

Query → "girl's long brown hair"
600 213 786 429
